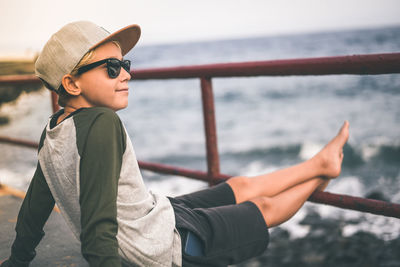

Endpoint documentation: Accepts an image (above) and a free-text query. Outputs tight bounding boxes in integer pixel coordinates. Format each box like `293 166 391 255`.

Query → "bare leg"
227 121 349 203
251 177 325 227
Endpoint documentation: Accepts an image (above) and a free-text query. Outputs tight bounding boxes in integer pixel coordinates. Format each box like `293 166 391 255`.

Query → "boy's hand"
0 258 29 267
0 259 12 267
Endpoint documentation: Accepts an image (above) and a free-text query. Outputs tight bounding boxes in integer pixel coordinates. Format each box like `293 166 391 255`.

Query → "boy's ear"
61 74 81 96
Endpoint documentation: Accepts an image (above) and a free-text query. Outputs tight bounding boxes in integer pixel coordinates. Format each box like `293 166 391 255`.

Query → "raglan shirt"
10 107 182 267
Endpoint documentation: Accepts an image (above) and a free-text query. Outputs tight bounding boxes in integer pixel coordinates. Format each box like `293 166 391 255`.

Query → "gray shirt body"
14 107 182 266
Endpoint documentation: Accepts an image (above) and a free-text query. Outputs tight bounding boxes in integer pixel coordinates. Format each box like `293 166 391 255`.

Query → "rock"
0 55 43 116
365 190 389 202
0 84 43 106
0 84 43 124
231 210 400 267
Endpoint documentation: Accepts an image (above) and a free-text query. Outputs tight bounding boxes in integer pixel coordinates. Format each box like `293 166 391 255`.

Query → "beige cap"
35 21 141 92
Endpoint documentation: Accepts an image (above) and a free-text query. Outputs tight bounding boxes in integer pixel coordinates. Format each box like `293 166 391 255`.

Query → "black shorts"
168 182 269 267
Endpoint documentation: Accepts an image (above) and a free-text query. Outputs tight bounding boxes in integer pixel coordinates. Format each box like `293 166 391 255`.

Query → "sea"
1 26 399 245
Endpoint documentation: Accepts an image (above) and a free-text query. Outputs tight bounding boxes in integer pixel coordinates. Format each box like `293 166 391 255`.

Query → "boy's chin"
112 102 128 111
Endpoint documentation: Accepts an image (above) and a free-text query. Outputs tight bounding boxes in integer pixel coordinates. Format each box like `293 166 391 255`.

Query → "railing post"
200 77 220 186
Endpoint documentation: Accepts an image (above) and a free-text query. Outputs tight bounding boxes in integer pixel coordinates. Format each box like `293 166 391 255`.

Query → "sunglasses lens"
122 60 131 72
106 59 131 78
107 59 121 78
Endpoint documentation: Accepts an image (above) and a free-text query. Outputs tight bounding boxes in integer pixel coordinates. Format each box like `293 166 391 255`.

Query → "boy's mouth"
116 88 129 92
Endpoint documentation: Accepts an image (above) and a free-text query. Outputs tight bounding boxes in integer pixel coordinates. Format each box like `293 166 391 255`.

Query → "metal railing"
1 52 400 218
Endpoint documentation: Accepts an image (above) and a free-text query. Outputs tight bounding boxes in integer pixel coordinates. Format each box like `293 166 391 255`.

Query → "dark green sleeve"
10 162 55 265
79 110 126 266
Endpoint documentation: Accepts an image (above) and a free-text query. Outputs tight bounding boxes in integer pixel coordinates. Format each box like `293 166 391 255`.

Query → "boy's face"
74 42 131 111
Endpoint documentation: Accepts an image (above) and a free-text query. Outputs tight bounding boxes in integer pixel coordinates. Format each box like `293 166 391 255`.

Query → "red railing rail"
131 52 400 79
1 53 400 84
1 52 400 219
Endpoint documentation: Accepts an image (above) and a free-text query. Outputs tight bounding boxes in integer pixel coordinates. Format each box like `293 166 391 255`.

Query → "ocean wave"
358 141 400 164
221 144 302 159
298 141 400 167
369 144 400 163
148 141 400 170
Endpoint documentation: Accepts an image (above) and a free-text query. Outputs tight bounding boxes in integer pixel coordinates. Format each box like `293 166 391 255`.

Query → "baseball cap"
35 21 141 92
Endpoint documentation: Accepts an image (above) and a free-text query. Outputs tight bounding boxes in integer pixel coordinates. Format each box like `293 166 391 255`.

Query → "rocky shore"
0 56 42 124
232 209 400 267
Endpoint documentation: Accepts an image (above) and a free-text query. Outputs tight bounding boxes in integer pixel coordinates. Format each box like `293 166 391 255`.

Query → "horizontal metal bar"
131 53 400 79
0 136 39 149
1 53 400 86
2 136 398 218
138 161 230 182
309 191 400 219
0 74 42 85
145 161 400 218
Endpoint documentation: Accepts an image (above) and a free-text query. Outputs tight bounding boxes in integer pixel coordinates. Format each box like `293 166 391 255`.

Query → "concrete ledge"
0 195 88 266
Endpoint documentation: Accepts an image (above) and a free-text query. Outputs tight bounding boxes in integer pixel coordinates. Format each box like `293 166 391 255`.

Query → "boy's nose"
120 67 132 82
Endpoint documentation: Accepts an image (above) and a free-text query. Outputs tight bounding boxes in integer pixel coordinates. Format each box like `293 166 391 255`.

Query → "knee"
226 176 251 190
251 196 275 226
252 196 274 213
226 176 253 203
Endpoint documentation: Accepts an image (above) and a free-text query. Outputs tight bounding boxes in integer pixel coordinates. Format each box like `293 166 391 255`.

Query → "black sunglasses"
77 58 131 78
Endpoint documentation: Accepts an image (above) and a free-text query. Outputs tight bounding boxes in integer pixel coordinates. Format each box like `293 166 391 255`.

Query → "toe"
337 121 349 146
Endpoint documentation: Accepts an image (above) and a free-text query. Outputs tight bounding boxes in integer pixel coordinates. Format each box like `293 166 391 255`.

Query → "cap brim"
90 24 141 55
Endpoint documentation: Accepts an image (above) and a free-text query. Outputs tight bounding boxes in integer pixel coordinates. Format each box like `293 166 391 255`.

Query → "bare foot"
312 121 349 178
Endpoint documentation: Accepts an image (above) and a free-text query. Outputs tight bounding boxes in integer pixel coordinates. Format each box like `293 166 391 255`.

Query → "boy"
1 21 349 267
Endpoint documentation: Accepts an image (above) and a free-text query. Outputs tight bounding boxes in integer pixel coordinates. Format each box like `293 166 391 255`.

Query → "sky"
0 0 399 55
